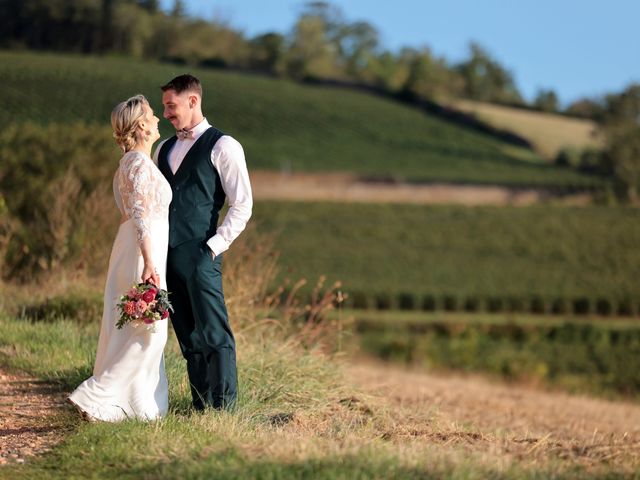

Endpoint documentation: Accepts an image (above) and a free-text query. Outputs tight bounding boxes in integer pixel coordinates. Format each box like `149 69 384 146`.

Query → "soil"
250 171 592 206
0 369 68 466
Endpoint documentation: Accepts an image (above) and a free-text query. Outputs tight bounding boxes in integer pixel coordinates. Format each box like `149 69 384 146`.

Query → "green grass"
0 50 602 188
344 309 640 329
253 201 640 302
348 309 640 399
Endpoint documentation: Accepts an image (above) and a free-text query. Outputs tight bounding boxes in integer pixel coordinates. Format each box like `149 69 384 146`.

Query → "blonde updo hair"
111 94 148 153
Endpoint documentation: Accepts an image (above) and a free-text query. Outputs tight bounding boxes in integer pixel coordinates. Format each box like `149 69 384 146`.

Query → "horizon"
159 0 640 106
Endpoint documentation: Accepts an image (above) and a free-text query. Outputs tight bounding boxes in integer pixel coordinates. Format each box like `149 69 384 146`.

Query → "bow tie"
176 128 194 140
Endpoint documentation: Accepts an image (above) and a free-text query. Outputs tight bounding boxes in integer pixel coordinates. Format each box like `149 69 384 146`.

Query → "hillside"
1 50 601 188
253 201 640 303
448 99 601 160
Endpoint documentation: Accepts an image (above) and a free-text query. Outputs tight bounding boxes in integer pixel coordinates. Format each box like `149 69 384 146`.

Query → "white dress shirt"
153 118 253 256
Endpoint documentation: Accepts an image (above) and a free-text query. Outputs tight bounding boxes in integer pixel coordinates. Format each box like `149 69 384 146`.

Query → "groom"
154 74 252 410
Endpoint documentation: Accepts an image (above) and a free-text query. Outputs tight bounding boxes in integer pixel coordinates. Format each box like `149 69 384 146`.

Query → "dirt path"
0 368 68 466
251 171 592 206
345 359 640 471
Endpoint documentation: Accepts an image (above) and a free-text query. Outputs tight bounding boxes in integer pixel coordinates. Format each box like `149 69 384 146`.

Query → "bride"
68 95 172 421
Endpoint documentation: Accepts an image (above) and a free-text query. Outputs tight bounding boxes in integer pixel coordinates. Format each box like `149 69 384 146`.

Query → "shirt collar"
189 118 211 140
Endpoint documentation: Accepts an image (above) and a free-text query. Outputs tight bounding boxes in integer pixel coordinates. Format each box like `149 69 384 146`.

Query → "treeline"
555 84 640 201
0 0 567 112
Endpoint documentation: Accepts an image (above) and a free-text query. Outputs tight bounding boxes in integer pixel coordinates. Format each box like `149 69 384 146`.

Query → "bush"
375 292 394 310
617 298 636 317
550 298 571 315
350 291 370 310
463 296 481 312
20 293 103 324
595 298 614 316
555 147 582 168
486 297 504 313
530 296 548 314
421 294 437 312
442 295 458 312
572 297 591 315
397 292 417 310
505 296 527 313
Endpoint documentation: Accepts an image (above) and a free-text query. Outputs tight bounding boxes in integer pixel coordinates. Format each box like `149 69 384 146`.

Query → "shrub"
397 292 416 310
421 294 437 312
20 293 103 323
550 298 571 315
595 298 614 316
486 297 504 313
374 292 393 310
617 298 636 316
463 296 481 312
442 295 458 312
572 297 591 315
350 291 370 310
505 296 526 313
530 296 548 314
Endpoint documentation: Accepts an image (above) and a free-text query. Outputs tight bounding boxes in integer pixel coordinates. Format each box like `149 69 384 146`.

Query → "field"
448 99 602 160
2 310 640 478
349 310 640 398
0 50 602 188
253 201 640 309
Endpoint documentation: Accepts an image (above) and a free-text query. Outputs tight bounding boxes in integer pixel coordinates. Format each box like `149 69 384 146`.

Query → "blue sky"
160 0 640 106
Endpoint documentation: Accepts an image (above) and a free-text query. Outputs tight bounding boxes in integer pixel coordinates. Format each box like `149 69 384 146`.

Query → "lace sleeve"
118 153 154 245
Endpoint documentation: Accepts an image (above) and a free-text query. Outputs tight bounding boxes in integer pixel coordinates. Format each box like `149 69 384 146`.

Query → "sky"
160 0 640 106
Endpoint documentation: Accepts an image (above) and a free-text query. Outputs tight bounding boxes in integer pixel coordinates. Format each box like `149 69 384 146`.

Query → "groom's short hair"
161 74 202 97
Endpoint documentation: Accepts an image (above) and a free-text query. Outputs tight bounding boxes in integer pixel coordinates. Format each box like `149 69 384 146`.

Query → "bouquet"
116 282 173 331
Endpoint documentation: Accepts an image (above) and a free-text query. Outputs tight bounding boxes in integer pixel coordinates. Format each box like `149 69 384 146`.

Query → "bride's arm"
119 156 161 287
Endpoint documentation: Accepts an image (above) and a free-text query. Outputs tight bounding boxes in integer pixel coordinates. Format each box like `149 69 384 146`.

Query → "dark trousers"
166 240 237 410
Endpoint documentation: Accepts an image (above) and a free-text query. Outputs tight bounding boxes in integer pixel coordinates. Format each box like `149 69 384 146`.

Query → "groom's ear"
188 94 198 109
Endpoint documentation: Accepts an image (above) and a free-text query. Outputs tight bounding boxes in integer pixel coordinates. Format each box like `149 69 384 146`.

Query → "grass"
349 309 640 399
252 201 640 302
449 99 602 160
344 309 640 329
0 50 603 188
1 313 636 479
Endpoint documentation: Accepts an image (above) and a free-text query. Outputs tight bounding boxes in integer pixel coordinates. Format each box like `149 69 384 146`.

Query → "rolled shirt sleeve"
206 135 253 256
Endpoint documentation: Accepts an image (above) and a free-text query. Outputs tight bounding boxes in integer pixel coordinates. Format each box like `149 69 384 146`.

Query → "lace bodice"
114 151 172 244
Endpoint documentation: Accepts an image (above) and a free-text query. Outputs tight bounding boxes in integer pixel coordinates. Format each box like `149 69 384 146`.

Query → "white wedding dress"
69 151 172 421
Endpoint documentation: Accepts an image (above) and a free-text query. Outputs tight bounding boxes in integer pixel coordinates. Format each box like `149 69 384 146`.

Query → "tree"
401 48 463 100
600 84 640 202
533 88 559 112
286 13 336 79
249 32 286 74
565 97 606 120
456 42 523 104
335 20 379 79
171 0 186 18
137 0 159 14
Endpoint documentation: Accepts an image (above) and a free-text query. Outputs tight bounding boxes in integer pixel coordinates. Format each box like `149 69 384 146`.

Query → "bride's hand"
142 262 160 287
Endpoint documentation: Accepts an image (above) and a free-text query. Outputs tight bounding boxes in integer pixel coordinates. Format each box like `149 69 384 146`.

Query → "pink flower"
142 289 157 303
127 288 139 299
143 317 155 325
124 301 136 316
135 299 148 314
161 310 169 319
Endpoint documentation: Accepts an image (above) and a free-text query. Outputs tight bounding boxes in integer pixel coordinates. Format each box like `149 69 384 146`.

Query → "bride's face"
140 104 160 143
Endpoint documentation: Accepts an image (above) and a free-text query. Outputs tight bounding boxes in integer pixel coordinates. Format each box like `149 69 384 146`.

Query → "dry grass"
449 99 602 160
342 358 640 474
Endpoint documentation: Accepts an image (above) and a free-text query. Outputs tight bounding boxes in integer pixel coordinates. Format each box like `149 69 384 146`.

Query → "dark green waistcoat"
157 127 226 248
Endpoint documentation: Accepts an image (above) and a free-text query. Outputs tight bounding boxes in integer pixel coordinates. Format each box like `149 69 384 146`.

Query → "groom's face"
162 89 193 130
